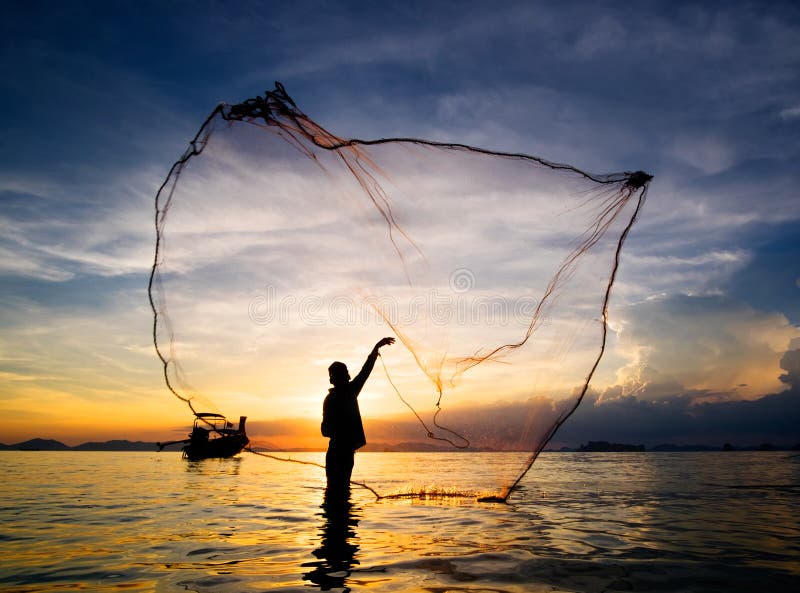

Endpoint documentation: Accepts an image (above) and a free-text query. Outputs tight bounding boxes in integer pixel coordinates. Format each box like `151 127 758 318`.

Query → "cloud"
0 244 75 281
605 294 800 398
779 339 800 389
669 134 737 175
0 168 162 282
569 15 627 59
615 245 752 301
725 221 800 325
559 386 800 446
245 384 800 450
0 174 60 199
2 0 799 449
779 104 800 120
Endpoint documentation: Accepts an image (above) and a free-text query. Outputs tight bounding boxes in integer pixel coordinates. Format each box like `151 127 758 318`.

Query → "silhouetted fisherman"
322 337 394 493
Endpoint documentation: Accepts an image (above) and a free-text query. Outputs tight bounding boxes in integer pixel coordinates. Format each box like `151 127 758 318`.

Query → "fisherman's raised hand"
375 337 395 350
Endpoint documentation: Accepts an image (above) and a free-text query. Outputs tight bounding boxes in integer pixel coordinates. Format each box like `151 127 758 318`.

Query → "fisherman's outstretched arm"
352 337 395 394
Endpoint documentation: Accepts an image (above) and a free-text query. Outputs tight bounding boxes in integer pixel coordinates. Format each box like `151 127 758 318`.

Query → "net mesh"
148 83 651 501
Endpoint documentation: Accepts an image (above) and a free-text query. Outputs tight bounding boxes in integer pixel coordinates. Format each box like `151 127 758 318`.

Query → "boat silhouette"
157 413 249 460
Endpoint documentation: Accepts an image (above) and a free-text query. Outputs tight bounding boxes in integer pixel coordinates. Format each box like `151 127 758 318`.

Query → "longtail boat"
157 413 249 460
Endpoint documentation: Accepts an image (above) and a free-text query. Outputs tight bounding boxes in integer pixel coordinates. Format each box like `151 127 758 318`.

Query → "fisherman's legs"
325 442 354 493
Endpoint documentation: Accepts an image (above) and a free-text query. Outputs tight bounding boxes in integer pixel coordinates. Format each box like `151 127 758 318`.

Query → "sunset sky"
1 0 798 448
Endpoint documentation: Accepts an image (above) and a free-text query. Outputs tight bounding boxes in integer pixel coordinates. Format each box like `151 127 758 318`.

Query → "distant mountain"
0 439 160 451
72 440 158 451
246 440 282 452
1 438 71 451
720 442 800 451
363 441 454 452
651 443 720 452
578 441 645 452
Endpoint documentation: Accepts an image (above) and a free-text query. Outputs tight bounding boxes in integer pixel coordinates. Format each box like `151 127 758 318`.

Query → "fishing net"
148 83 651 501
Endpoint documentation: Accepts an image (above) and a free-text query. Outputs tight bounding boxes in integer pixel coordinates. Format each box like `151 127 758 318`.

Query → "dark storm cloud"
780 340 800 389
557 387 800 447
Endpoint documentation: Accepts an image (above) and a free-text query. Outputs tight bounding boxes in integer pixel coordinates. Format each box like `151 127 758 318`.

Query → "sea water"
1 451 798 592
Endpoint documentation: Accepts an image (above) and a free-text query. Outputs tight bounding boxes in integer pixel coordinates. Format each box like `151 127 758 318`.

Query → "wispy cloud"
779 104 800 120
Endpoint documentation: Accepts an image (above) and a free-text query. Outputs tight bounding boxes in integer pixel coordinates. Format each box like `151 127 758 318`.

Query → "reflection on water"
0 451 798 592
186 456 242 476
303 489 362 591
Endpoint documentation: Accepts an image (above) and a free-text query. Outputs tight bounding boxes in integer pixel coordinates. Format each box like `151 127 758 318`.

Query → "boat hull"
183 433 249 461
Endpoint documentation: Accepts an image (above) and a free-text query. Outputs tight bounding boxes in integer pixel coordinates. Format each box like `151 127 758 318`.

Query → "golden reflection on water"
0 451 798 592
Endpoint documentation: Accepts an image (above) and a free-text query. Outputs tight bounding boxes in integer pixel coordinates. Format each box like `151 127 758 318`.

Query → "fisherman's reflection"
302 488 361 591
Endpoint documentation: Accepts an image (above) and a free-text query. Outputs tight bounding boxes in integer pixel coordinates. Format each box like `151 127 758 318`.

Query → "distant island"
0 438 160 452
578 441 645 452
2 438 799 452
566 441 800 452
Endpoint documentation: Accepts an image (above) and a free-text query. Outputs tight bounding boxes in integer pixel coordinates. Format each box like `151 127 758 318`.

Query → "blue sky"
1 0 798 446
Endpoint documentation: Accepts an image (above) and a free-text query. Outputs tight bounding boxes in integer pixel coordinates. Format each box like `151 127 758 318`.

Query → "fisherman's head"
328 361 350 387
